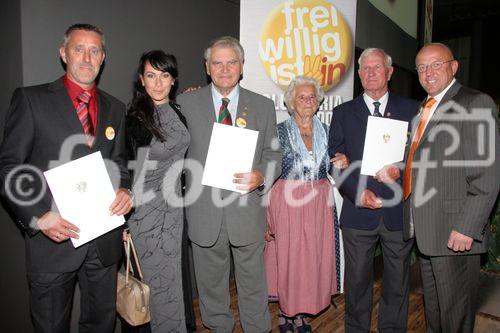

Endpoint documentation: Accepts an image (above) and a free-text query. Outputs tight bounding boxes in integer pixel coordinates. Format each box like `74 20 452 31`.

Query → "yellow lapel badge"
236 117 247 128
105 126 115 140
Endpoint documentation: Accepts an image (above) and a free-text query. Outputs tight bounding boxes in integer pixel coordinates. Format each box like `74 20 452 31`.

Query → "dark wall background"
19 0 240 101
0 0 28 332
432 0 500 102
0 0 23 138
354 0 420 99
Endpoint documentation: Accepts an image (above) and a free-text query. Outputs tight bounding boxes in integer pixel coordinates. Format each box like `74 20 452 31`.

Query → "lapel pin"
105 126 115 140
236 117 247 128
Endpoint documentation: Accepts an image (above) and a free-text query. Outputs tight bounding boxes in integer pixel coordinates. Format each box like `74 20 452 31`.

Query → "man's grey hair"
204 36 244 62
284 75 325 115
358 47 392 68
63 23 105 51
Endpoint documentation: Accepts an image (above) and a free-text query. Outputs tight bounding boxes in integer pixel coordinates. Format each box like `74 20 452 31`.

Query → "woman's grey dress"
128 103 190 333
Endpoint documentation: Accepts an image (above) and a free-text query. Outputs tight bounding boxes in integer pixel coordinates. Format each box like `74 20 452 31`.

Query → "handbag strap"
128 233 145 281
123 234 132 283
123 233 146 282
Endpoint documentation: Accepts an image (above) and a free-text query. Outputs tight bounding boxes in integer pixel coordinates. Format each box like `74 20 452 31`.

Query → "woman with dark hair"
125 50 194 333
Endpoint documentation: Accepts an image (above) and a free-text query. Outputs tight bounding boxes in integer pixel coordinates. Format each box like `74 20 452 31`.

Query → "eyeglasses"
415 60 454 73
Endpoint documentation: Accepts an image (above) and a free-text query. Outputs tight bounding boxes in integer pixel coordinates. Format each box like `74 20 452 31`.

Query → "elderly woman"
264 75 347 332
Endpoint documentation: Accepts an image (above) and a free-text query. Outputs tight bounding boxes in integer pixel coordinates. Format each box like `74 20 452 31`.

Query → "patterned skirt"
264 178 342 317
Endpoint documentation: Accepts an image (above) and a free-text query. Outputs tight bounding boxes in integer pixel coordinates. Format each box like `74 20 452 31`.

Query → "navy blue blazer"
328 92 419 231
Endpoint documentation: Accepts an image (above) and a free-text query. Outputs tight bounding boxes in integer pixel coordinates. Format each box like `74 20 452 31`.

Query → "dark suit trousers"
27 242 117 333
418 253 480 333
342 222 413 333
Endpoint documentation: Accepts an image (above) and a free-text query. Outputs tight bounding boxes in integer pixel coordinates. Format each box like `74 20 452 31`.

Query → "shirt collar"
363 91 389 116
211 84 240 123
63 74 97 102
429 78 456 104
211 84 239 101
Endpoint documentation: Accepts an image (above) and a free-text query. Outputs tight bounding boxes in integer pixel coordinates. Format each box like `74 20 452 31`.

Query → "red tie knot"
78 91 92 104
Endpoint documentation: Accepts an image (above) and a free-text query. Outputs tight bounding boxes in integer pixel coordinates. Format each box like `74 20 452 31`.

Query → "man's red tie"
403 97 437 199
218 98 232 125
76 91 94 147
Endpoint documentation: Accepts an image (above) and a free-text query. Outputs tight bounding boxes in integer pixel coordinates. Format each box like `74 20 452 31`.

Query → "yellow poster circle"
259 0 352 92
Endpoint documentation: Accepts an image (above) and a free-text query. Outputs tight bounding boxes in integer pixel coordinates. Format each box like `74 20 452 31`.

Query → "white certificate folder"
43 151 124 248
360 116 409 176
202 123 259 193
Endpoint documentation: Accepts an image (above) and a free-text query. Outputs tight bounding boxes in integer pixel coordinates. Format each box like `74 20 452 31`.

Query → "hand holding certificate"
360 116 409 176
43 151 125 248
202 123 259 193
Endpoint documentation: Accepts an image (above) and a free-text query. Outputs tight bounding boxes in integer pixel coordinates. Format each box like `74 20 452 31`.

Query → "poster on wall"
240 0 357 125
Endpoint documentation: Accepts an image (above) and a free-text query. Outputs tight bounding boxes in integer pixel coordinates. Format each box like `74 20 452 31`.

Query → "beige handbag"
116 233 151 326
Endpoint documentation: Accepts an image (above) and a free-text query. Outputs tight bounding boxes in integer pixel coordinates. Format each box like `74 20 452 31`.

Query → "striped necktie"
77 91 94 146
218 98 232 125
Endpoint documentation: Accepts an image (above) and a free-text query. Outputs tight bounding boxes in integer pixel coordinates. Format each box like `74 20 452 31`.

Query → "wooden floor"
193 278 425 332
192 278 499 332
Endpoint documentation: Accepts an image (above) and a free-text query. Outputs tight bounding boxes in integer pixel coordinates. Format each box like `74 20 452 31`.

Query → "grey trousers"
418 253 480 333
191 220 271 333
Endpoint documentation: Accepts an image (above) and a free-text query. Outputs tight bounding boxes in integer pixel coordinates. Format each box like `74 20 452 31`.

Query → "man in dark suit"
177 36 281 332
403 43 499 332
0 24 132 332
329 48 419 332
